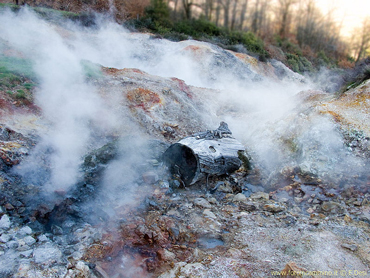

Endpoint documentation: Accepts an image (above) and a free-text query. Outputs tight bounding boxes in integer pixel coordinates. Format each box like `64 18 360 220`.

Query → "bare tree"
204 0 215 20
352 17 370 62
251 0 259 33
276 0 297 38
182 0 193 19
250 0 269 36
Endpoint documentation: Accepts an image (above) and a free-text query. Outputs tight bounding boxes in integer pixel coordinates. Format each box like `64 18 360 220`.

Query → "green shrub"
219 31 268 58
287 53 299 72
144 0 171 28
16 89 26 99
317 50 332 67
171 19 220 38
286 53 314 73
276 37 302 56
162 31 189 41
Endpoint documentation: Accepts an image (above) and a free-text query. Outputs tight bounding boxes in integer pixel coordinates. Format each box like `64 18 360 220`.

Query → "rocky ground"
1 155 370 277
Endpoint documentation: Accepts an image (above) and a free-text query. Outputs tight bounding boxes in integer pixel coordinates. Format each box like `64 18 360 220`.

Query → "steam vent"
163 122 248 185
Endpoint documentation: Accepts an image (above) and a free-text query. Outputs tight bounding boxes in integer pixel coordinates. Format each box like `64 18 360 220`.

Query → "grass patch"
0 3 20 11
23 83 35 90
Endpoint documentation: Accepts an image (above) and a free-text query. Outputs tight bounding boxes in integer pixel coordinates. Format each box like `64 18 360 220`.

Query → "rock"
19 249 33 258
207 197 218 204
239 202 257 212
193 198 212 209
341 243 358 252
16 226 32 237
218 182 233 193
17 235 36 251
263 202 285 213
51 224 63 235
321 201 344 213
38 234 49 242
226 247 245 258
306 207 314 214
203 209 217 219
158 262 187 278
6 240 19 249
142 171 159 184
0 233 11 243
233 193 247 202
157 248 176 261
344 214 352 222
180 262 208 277
33 243 63 265
250 192 269 200
0 214 11 230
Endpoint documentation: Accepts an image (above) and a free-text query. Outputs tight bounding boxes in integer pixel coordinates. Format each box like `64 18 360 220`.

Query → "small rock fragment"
194 198 212 209
263 202 285 213
203 209 217 219
218 182 233 193
233 193 247 202
321 201 343 213
239 202 257 212
33 243 63 264
341 243 358 252
306 207 314 214
157 248 176 261
250 192 269 200
0 214 11 230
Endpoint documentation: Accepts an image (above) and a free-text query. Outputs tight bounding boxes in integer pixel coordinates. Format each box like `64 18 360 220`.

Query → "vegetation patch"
0 55 35 81
15 89 26 99
286 53 314 73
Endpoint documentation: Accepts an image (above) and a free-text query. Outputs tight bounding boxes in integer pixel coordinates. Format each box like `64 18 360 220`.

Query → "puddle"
197 237 224 249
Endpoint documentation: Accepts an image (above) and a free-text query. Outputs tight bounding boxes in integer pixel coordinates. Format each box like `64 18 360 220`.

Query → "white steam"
0 9 121 192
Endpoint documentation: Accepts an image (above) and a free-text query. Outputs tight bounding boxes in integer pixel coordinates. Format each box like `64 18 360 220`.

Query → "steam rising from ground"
0 7 367 201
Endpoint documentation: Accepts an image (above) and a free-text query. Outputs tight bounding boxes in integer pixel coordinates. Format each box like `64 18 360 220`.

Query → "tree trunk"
239 0 248 30
223 0 230 29
215 0 221 26
182 0 192 19
205 0 214 21
230 0 238 30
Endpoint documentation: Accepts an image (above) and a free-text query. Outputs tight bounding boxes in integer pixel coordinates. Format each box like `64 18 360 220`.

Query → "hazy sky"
316 0 370 37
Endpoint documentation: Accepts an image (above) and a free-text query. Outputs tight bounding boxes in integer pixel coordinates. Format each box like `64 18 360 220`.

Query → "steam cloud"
0 6 367 199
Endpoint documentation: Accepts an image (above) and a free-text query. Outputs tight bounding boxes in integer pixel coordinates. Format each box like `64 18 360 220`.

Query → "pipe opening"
163 143 198 186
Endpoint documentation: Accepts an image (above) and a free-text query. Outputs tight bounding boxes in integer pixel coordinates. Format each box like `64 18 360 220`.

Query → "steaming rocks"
1 9 370 278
